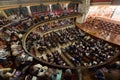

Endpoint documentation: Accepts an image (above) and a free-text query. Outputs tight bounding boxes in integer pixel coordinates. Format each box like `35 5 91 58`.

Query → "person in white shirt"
0 49 8 60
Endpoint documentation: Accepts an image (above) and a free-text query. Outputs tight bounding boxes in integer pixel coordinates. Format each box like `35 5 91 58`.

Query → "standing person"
55 69 62 80
63 69 72 80
51 69 62 80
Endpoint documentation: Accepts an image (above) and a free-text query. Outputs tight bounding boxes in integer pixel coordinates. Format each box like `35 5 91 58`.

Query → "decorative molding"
91 2 112 5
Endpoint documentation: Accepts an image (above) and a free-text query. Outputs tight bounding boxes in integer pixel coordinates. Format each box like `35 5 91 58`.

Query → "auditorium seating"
0 9 80 79
26 23 120 67
0 1 119 80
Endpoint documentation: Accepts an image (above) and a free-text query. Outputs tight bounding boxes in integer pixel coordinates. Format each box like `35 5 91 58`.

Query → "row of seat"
39 50 68 66
84 17 120 35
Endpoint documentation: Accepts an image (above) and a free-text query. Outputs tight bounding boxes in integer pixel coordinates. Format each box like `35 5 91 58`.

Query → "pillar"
49 4 52 12
27 6 32 16
76 0 90 23
1 10 8 18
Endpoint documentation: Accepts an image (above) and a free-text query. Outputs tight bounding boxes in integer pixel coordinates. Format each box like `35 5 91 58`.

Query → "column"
49 4 52 13
27 6 32 16
76 0 90 23
77 69 82 80
65 3 68 11
1 10 8 18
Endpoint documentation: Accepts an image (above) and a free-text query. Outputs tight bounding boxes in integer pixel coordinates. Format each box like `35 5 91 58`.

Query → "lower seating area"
26 25 120 68
40 50 68 66
1 1 120 79
61 38 118 67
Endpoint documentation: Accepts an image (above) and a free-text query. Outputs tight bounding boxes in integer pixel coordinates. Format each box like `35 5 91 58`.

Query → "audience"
26 24 120 67
0 6 119 80
0 8 80 80
0 16 11 26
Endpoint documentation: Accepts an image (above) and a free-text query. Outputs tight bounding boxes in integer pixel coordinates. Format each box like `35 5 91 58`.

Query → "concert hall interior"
0 0 120 80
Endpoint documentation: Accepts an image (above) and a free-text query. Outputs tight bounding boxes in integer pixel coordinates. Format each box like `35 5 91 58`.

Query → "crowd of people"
0 25 34 79
35 19 74 32
89 59 120 80
25 63 78 80
0 22 78 80
26 24 120 68
39 50 68 66
0 16 11 26
0 7 80 80
0 4 120 80
61 35 119 67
